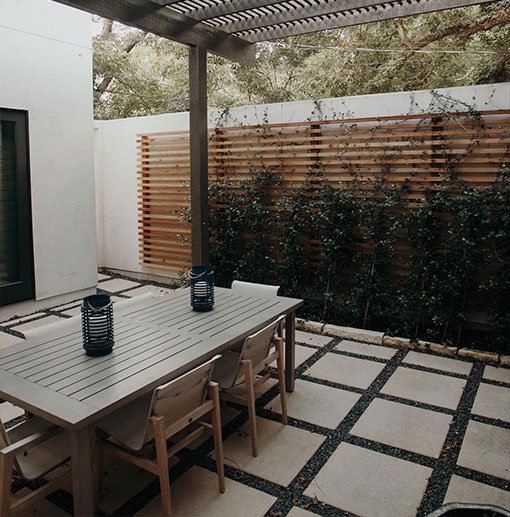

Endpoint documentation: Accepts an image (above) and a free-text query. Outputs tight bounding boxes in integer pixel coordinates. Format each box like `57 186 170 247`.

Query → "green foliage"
208 166 510 354
209 168 280 287
92 2 510 119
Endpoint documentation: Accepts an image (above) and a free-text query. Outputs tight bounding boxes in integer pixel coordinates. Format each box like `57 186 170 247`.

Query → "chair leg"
275 339 288 425
208 383 225 494
242 360 258 457
152 416 172 517
0 453 13 517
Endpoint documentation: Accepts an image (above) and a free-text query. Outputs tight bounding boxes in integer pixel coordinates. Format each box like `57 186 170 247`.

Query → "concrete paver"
307 353 386 389
11 315 63 333
219 417 325 486
0 331 24 349
458 421 510 480
444 475 510 509
472 383 510 423
381 367 466 410
294 345 317 366
295 330 332 347
134 466 276 517
336 340 396 360
403 351 472 376
266 379 360 429
99 278 140 293
483 365 510 384
351 398 452 458
304 443 432 517
0 402 24 423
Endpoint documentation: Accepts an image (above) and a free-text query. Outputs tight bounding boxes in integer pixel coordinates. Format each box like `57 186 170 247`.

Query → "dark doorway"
0 108 34 306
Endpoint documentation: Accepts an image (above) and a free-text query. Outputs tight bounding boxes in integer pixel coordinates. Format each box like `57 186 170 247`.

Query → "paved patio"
1 272 509 516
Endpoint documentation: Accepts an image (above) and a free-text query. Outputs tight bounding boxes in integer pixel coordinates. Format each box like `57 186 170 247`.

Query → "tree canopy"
93 1 510 120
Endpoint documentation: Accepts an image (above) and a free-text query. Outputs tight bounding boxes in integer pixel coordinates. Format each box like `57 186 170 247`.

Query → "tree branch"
404 9 510 60
95 22 148 96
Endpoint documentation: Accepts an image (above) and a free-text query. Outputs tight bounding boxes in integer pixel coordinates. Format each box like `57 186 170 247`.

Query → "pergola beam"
234 0 496 42
52 0 255 65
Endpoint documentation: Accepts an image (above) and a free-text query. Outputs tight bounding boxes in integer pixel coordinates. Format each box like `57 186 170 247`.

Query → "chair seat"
97 393 153 451
211 351 241 389
7 417 70 480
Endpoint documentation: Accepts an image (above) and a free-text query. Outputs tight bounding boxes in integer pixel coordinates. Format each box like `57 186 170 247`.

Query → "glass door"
0 108 34 306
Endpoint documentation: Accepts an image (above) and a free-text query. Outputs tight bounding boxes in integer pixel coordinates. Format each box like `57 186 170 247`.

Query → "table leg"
285 311 296 392
70 427 96 517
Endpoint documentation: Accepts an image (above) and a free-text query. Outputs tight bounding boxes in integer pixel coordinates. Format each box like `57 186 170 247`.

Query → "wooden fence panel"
137 110 510 272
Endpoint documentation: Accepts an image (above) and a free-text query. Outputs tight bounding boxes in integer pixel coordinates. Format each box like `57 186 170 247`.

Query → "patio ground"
1 272 509 516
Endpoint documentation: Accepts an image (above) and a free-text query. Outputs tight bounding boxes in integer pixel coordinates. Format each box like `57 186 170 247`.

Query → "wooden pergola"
54 0 496 266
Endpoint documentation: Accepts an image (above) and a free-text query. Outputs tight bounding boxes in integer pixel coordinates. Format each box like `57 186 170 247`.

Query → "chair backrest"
233 316 284 385
150 355 219 426
231 280 280 298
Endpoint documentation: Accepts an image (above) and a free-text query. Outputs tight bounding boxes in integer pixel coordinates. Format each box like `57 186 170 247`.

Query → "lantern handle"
86 301 113 313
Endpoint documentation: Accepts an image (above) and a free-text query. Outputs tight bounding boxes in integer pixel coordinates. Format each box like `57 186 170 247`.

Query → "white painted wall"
0 0 97 319
95 83 510 279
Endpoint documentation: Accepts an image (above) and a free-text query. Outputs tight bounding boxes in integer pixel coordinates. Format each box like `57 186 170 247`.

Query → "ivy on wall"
208 167 510 354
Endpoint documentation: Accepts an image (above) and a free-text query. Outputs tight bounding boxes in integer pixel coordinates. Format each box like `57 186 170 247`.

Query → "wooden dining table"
0 286 303 516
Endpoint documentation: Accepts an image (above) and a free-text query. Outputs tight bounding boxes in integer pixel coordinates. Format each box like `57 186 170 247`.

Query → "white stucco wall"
94 83 510 279
0 0 97 318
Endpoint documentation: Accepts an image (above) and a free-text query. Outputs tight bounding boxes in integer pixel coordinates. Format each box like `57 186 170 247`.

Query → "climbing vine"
201 106 510 353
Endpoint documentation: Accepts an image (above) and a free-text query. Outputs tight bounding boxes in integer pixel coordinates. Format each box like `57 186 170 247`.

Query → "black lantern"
81 294 114 356
189 265 214 312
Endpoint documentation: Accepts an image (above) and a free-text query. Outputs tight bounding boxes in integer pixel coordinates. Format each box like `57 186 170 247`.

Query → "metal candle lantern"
188 265 214 312
81 294 114 356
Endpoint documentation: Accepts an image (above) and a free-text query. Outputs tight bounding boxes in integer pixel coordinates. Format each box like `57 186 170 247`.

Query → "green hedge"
208 167 510 355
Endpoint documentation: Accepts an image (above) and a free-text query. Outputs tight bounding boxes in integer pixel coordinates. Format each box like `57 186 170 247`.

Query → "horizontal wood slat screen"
138 110 510 272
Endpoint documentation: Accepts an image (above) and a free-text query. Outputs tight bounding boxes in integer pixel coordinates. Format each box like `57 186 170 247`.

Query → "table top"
0 287 302 430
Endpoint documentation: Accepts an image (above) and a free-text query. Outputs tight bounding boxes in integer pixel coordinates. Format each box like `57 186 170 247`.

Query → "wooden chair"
0 416 71 516
96 355 225 517
212 316 287 457
231 280 280 298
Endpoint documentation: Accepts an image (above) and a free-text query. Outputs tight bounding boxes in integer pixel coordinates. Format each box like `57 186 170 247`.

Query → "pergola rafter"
52 0 498 266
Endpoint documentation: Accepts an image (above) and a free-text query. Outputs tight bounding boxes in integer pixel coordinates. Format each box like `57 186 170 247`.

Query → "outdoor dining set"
0 278 303 516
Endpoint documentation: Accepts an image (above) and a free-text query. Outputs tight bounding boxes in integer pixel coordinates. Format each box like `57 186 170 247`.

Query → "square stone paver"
0 402 24 423
458 421 510 480
444 475 510 509
381 367 466 410
306 353 386 389
351 398 452 458
0 331 24 350
403 351 472 376
124 285 172 297
11 315 63 333
99 278 140 293
135 466 276 517
265 379 360 429
304 443 432 517
472 383 510 423
295 345 317 366
98 273 111 281
483 366 510 384
50 300 81 312
61 306 82 317
336 340 396 360
295 330 332 347
219 417 324 486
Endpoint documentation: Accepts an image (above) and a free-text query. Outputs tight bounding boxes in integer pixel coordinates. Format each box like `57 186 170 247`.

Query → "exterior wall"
94 83 510 279
0 0 97 319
